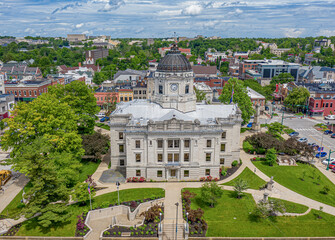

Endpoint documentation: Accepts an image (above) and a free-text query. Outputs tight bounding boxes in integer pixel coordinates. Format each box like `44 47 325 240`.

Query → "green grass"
268 197 309 214
78 159 101 182
253 161 335 207
1 189 25 218
95 122 110 131
185 188 335 237
241 127 251 133
222 168 266 190
16 188 165 237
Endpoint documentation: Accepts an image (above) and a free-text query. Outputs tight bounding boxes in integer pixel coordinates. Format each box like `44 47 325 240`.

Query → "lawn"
222 167 266 190
16 188 165 237
186 188 335 237
95 122 110 131
253 161 335 207
78 159 101 182
268 197 309 214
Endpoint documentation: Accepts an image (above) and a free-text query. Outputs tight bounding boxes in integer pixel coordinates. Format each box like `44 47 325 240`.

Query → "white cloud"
52 2 82 14
182 4 203 16
283 28 304 37
157 10 182 16
318 29 335 37
76 23 84 28
92 0 125 12
235 8 243 14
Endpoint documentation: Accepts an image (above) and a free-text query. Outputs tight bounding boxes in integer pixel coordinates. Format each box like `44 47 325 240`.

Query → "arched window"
185 85 189 94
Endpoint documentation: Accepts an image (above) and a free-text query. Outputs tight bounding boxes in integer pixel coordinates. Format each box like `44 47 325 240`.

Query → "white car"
95 112 106 118
322 158 335 165
297 137 307 143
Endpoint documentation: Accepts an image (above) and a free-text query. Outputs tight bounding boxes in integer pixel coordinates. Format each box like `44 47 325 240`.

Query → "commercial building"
109 45 242 181
84 48 109 64
5 80 51 101
67 34 87 42
0 94 14 119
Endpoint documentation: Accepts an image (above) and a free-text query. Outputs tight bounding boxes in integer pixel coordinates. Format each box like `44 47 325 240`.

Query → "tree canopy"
219 78 254 124
284 87 310 112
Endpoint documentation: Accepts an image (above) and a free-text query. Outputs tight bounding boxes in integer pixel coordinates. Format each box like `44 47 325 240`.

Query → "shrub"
231 160 239 167
140 204 162 222
243 141 255 153
220 167 227 176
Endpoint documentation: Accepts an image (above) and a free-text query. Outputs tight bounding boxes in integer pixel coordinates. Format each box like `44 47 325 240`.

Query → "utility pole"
175 202 179 240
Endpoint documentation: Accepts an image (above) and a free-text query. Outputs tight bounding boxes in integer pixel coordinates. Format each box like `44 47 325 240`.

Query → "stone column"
263 192 269 202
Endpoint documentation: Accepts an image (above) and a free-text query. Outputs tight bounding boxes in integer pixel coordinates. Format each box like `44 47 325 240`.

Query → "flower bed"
0 223 22 236
75 213 90 237
126 177 146 182
182 190 207 237
102 206 164 237
199 176 219 182
220 165 240 180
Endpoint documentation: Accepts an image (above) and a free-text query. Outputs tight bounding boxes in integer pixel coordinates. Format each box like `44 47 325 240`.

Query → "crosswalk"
295 128 318 132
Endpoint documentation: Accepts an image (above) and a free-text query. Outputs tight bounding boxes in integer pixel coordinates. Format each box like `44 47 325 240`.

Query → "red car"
329 163 335 169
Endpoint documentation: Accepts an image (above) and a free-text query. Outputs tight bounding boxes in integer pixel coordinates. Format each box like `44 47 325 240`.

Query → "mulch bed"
0 223 22 236
103 221 159 237
189 220 207 237
220 165 241 180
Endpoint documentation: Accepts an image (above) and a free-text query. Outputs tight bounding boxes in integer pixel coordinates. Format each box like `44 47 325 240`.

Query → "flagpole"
89 192 92 211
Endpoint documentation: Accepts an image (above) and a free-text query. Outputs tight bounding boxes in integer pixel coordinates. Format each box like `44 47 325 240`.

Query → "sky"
0 0 335 38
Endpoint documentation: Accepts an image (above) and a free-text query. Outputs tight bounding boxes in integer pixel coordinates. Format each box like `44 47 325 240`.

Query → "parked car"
331 133 335 138
289 132 299 137
325 115 335 120
322 158 335 165
297 137 307 143
324 130 333 135
316 152 327 158
99 116 110 122
247 123 253 128
95 112 106 118
331 168 335 173
329 163 335 169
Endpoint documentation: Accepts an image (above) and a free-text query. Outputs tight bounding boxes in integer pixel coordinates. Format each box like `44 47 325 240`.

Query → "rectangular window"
157 140 163 148
159 85 163 94
205 169 210 176
207 140 212 148
136 140 140 148
184 170 189 177
136 170 141 176
119 145 124 153
134 90 138 94
125 97 128 101
220 158 225 164
139 90 142 94
326 103 329 108
120 97 124 101
184 153 189 162
24 91 26 96
184 139 190 148
29 91 32 96
174 153 179 162
316 103 319 108
168 154 173 162
157 170 162 177
206 153 211 162
119 132 123 139
120 159 125 166
331 103 333 108
221 144 226 152
174 140 180 148
143 90 146 94
168 140 173 148
157 154 163 162
129 97 132 101
136 154 141 162
221 132 226 139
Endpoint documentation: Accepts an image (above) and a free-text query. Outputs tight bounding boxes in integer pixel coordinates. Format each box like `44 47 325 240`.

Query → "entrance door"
170 169 176 177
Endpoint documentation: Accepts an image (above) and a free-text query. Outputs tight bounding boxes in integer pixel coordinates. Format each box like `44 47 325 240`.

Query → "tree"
266 148 277 166
253 199 285 219
73 182 96 206
1 93 84 158
200 182 223 207
195 88 206 102
219 78 254 124
81 130 110 161
270 73 294 85
267 122 285 138
284 87 310 112
233 179 249 198
48 81 100 134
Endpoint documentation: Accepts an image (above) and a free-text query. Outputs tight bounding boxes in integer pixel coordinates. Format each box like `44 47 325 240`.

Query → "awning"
309 109 324 112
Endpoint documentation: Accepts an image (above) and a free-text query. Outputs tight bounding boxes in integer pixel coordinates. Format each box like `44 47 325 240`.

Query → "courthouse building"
110 45 242 181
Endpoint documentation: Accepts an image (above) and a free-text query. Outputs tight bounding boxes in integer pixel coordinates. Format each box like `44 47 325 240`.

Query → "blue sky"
0 0 335 38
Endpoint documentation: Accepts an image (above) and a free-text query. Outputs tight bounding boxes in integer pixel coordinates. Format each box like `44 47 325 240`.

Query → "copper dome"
156 44 192 72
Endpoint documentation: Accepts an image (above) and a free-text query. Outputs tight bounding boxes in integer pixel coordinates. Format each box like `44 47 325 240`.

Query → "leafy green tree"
266 148 277 166
284 87 310 112
195 88 207 102
233 179 249 198
73 182 96 205
2 93 84 158
219 78 254 124
48 81 100 134
267 122 285 138
270 73 294 85
200 182 223 207
82 130 110 160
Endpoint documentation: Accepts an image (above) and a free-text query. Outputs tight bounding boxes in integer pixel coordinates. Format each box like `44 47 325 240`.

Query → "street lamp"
326 150 335 170
116 181 120 205
186 212 189 232
175 202 179 240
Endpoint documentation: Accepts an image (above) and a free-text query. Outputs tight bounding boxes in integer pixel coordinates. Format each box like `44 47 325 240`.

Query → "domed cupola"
157 44 192 72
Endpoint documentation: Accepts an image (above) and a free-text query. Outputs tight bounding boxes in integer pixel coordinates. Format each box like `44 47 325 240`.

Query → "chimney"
79 62 82 67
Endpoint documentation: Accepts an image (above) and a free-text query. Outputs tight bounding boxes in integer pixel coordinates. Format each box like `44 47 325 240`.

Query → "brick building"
5 80 51 101
94 87 119 108
194 77 229 88
308 97 335 117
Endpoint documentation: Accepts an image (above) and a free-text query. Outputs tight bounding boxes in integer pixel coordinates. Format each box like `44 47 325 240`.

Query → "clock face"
170 84 178 92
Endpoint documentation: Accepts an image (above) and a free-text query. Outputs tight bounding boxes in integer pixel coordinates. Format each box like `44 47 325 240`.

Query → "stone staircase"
162 223 184 240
